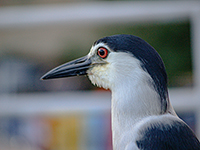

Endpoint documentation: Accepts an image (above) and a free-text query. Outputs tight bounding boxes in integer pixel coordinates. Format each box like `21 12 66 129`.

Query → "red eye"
97 47 108 59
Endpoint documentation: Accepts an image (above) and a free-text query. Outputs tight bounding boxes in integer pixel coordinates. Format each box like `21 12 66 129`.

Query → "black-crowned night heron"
41 34 200 150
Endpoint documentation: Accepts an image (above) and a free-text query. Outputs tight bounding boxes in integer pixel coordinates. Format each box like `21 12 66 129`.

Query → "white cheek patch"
87 64 111 89
86 51 145 90
87 43 114 89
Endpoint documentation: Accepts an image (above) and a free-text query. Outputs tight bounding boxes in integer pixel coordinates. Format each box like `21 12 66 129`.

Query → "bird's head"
41 35 168 108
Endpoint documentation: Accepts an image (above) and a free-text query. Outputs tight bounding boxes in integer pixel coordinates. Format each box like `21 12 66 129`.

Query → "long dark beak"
41 55 91 80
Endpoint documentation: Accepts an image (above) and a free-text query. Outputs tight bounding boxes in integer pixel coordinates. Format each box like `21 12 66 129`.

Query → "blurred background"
0 1 200 150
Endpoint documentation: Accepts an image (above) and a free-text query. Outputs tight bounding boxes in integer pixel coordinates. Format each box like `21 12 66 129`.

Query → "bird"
41 34 200 150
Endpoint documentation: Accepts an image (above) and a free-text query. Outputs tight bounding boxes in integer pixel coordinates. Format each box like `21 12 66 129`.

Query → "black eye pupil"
99 49 105 56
